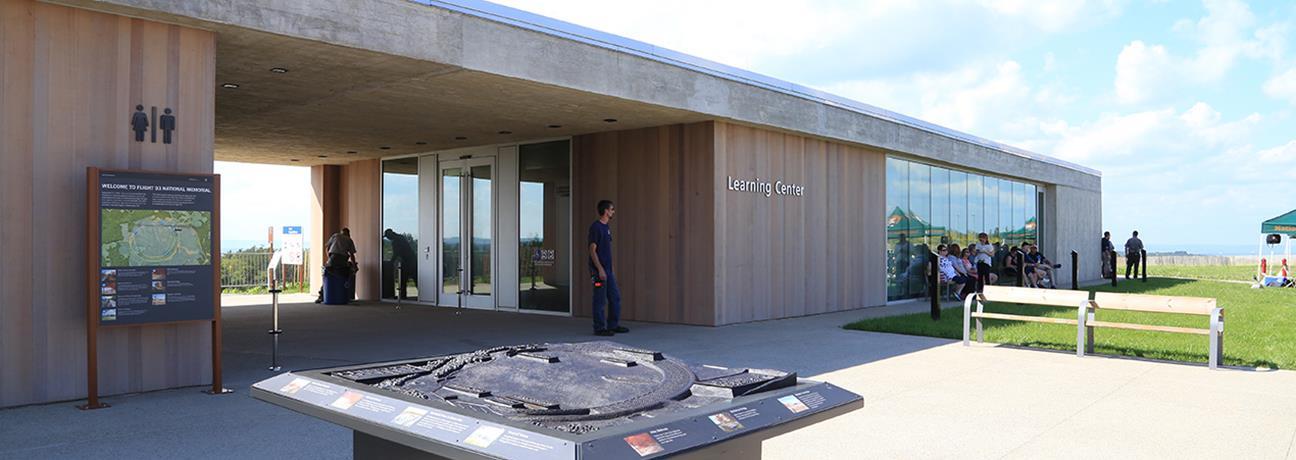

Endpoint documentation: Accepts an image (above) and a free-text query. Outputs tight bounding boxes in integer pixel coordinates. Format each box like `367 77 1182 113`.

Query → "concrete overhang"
48 0 1100 191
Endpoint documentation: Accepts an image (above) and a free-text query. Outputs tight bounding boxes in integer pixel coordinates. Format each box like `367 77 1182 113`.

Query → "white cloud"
1113 0 1287 105
976 0 1126 32
1020 102 1260 164
1114 41 1175 104
489 0 1126 76
214 161 313 246
820 60 1035 134
1263 68 1296 105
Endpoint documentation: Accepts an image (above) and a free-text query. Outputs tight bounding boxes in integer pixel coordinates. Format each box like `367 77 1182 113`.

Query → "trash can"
323 271 349 305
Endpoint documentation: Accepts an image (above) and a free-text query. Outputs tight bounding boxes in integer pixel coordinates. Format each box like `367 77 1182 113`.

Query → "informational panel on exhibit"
95 170 216 326
281 226 304 265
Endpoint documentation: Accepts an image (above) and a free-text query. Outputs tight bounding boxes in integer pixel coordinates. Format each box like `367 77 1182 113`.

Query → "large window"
517 140 571 313
381 157 419 300
884 157 1041 301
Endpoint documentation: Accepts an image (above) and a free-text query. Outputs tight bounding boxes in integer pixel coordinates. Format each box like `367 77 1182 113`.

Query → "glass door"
439 157 496 309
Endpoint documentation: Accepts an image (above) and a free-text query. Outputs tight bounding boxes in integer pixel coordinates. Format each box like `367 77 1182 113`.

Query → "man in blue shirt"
589 200 627 336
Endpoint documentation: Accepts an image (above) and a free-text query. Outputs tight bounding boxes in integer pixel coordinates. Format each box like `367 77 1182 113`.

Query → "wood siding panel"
714 122 886 325
572 123 715 326
0 1 215 407
341 159 382 301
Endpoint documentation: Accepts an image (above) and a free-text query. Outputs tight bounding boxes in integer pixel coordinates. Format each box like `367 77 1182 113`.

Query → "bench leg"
1076 303 1086 357
1209 308 1224 370
976 317 984 344
962 296 972 346
1086 325 1094 355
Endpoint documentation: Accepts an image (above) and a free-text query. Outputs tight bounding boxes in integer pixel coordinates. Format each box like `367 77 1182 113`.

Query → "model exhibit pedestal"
251 341 862 459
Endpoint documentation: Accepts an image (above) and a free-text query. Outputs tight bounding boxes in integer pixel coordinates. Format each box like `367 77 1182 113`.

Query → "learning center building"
0 0 1102 407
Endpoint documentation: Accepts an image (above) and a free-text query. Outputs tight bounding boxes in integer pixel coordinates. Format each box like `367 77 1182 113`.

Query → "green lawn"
1145 264 1258 283
846 277 1296 369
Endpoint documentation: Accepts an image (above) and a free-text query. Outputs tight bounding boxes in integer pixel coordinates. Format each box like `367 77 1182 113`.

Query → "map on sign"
101 209 212 267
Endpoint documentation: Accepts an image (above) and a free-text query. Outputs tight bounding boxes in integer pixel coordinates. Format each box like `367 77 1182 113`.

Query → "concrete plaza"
2 299 1294 459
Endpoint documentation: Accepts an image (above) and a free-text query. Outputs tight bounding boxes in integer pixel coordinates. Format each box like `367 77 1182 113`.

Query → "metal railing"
221 251 311 289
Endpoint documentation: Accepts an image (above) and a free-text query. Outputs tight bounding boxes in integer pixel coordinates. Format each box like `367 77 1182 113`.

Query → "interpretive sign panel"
281 226 304 265
95 170 216 325
252 341 863 459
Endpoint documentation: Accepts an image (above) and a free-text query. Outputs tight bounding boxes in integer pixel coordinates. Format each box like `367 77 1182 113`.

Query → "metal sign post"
267 251 284 371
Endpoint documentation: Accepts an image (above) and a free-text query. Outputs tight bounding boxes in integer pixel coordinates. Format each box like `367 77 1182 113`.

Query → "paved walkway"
2 300 1294 459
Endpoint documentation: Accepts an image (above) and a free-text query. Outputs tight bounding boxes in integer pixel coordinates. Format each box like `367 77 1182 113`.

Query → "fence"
1119 255 1259 266
220 251 311 289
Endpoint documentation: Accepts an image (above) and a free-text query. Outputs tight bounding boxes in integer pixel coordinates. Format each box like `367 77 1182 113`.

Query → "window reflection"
381 158 419 300
884 158 1040 301
518 141 571 313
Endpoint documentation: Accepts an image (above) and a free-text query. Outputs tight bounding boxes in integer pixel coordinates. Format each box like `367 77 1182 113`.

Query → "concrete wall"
1046 184 1105 286
0 1 215 407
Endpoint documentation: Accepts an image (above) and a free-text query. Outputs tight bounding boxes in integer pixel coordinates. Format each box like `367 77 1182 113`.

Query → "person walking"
588 200 628 336
1100 231 1115 279
1124 230 1144 279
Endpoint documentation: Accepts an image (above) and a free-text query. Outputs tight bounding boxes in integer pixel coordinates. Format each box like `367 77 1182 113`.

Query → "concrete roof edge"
414 0 1101 178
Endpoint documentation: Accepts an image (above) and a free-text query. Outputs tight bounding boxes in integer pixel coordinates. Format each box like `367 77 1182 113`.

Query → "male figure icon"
160 108 176 144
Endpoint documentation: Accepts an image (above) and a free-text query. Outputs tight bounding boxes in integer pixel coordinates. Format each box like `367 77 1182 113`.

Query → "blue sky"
217 0 1296 253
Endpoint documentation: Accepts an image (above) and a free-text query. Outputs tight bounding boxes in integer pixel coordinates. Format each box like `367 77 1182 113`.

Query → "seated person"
1023 243 1058 288
937 244 972 300
1001 246 1024 282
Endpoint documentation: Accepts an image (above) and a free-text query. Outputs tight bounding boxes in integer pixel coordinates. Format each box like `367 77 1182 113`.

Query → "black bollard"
1110 251 1118 287
1141 249 1148 282
1071 250 1079 290
933 252 943 321
1017 251 1025 287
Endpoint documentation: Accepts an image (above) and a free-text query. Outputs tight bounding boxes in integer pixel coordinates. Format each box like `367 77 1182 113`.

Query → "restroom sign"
532 248 556 267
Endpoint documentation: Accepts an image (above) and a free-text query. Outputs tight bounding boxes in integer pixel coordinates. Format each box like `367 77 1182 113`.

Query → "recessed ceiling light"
454 136 467 140
346 150 357 154
603 118 617 123
317 155 328 158
269 67 288 73
221 83 240 89
379 146 391 150
547 124 562 128
415 141 427 145
497 130 512 135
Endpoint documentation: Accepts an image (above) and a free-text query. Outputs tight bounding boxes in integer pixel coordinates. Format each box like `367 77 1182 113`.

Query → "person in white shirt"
972 232 996 292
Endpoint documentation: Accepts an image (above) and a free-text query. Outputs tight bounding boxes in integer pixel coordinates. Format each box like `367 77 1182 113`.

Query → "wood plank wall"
0 1 215 407
340 159 382 300
309 161 381 301
571 123 716 326
714 122 886 325
309 165 342 293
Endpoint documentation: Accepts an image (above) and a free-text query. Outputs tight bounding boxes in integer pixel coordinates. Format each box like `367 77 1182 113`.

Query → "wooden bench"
963 286 1091 356
1086 292 1225 369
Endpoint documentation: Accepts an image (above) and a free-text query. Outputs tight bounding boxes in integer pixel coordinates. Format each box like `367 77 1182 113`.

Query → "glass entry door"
439 157 496 309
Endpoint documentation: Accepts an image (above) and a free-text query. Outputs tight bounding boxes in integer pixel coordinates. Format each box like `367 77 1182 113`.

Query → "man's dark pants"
1125 253 1141 279
592 272 622 332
